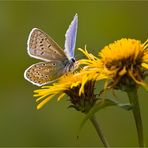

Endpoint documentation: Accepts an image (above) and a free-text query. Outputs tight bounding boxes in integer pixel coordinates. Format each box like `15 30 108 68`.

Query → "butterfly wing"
64 14 78 60
24 61 66 86
27 28 68 62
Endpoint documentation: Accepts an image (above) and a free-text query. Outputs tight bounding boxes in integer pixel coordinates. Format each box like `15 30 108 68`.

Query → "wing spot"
52 63 56 66
41 52 44 55
48 44 51 48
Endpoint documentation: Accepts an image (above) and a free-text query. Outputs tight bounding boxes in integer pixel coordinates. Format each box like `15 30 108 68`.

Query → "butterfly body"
24 14 78 86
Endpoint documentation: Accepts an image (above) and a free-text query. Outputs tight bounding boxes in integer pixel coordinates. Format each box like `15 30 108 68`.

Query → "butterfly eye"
71 58 75 63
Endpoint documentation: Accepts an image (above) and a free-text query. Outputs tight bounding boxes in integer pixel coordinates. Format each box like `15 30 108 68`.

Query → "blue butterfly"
24 14 78 86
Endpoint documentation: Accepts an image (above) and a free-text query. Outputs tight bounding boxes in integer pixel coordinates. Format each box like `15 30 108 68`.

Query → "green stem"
126 87 144 147
90 115 110 147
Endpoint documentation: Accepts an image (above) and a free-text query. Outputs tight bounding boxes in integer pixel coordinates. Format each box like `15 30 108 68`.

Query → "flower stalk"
90 115 110 147
126 87 144 147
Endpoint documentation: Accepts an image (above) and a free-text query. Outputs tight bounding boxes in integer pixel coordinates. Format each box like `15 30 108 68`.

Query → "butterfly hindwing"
27 28 68 62
24 61 66 86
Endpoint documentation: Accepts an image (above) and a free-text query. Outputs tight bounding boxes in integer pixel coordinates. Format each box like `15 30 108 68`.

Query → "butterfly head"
71 57 76 63
66 58 79 72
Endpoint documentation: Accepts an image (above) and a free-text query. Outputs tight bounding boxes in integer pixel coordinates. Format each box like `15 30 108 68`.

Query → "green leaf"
77 98 132 138
77 98 116 138
118 103 133 111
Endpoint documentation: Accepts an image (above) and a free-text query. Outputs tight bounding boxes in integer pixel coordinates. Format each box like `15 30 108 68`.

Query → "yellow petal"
37 95 56 110
141 63 148 69
57 93 65 101
119 66 127 76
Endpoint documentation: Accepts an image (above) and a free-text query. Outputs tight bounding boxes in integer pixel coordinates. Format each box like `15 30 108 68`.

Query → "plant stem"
126 87 144 147
90 115 110 147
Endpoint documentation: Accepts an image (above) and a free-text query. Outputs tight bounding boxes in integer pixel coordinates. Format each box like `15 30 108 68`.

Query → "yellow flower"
34 72 97 111
80 38 148 91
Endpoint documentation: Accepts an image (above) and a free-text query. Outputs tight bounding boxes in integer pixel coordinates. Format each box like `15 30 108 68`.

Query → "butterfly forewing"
27 28 68 62
64 14 78 60
24 61 66 86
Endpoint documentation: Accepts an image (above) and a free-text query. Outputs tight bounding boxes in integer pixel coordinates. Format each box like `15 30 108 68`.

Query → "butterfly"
24 14 78 86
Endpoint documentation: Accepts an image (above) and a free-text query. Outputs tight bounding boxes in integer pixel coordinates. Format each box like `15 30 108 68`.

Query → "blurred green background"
0 1 148 147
